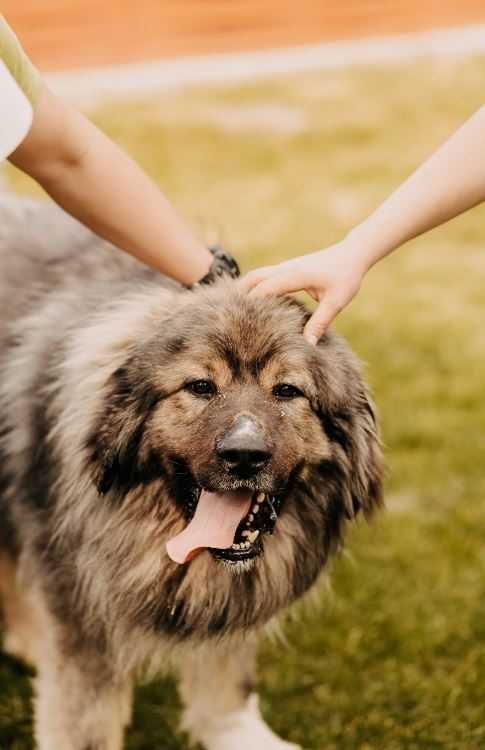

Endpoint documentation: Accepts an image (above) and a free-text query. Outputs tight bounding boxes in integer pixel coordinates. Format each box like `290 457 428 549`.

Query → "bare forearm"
41 132 211 283
347 105 485 269
242 107 485 342
11 87 212 285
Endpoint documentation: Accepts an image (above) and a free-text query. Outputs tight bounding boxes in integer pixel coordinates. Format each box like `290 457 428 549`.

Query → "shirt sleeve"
0 14 41 107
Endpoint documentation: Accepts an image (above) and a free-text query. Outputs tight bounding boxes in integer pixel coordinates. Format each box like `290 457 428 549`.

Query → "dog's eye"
186 379 217 398
272 383 304 400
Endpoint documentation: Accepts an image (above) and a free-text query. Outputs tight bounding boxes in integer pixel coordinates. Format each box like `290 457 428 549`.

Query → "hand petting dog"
241 240 366 346
243 105 485 344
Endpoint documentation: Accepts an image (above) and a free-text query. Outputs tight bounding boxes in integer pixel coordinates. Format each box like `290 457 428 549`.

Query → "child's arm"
10 85 212 285
242 106 485 343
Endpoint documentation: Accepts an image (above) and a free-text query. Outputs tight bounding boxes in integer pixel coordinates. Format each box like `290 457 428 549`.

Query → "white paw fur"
194 694 301 750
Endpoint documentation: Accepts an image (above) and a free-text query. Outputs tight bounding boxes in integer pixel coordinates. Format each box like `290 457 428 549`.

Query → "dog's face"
144 295 341 568
86 283 382 636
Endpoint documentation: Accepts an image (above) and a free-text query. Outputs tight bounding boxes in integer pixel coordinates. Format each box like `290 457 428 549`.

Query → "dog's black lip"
209 541 262 563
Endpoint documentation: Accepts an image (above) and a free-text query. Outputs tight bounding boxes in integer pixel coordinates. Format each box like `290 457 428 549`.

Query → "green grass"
4 54 485 748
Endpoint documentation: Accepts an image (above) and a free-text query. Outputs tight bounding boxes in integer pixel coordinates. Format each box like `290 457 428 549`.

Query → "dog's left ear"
315 337 384 519
341 386 383 518
86 362 161 497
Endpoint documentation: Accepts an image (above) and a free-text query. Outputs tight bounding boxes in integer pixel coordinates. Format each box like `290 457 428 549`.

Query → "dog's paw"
195 694 301 750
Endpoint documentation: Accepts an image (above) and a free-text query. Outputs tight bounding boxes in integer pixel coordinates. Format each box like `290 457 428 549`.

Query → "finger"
303 298 342 344
248 271 311 299
238 267 273 292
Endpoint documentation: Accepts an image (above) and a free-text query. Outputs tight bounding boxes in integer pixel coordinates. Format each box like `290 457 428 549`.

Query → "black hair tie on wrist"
192 245 240 288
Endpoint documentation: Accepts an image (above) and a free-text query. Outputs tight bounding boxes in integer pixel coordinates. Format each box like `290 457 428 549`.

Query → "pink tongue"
166 489 253 564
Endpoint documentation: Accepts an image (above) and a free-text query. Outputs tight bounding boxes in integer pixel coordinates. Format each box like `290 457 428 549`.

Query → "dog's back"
0 196 162 326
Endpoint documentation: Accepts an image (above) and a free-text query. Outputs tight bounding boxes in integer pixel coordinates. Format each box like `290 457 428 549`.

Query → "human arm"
10 84 212 284
0 12 211 284
242 106 485 342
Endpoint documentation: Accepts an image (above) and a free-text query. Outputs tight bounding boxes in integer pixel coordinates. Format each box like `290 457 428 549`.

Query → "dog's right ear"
85 363 161 497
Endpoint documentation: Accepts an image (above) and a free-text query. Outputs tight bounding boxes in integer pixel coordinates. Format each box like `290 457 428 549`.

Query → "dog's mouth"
166 488 282 566
210 490 282 564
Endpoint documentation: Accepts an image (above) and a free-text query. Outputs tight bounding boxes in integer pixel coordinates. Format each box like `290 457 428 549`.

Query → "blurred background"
3 4 485 750
3 1 485 69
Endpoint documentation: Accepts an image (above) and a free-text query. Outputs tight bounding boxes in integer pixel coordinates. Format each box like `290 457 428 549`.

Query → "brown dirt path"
4 2 485 73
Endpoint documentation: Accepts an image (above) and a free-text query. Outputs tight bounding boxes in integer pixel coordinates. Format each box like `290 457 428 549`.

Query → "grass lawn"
4 54 485 749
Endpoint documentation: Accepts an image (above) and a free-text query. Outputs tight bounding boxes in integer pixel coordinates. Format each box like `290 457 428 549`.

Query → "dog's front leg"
35 646 132 750
178 638 301 750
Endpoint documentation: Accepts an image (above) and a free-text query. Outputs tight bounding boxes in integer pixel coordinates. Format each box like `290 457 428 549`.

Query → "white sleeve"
0 60 33 162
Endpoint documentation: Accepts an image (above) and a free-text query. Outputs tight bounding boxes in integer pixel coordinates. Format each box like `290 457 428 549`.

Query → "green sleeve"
0 15 41 107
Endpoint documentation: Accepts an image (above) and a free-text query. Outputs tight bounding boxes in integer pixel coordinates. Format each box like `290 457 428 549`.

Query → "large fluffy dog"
0 197 383 750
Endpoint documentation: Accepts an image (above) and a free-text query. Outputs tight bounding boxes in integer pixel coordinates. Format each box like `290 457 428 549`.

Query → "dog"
0 196 383 750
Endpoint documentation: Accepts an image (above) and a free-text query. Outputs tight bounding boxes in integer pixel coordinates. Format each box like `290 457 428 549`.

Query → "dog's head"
85 282 382 635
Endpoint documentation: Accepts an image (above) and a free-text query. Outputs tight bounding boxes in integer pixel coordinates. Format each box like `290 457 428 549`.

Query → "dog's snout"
217 416 271 475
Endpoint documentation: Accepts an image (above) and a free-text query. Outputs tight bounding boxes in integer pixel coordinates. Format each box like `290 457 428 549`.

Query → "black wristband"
192 245 240 288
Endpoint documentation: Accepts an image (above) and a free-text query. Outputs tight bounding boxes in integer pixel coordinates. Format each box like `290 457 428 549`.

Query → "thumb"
304 298 341 344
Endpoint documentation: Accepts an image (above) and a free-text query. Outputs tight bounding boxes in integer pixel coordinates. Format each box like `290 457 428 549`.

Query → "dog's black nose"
217 416 271 475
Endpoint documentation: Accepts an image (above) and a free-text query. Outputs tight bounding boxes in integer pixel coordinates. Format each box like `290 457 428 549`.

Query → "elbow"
10 89 87 188
27 127 86 187
26 151 81 190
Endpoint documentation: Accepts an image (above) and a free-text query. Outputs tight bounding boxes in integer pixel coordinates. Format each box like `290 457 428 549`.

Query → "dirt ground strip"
4 1 485 72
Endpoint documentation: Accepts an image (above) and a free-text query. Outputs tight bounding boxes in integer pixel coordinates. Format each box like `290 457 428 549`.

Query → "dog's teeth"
256 492 265 504
253 505 260 514
248 514 254 522
232 543 240 550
